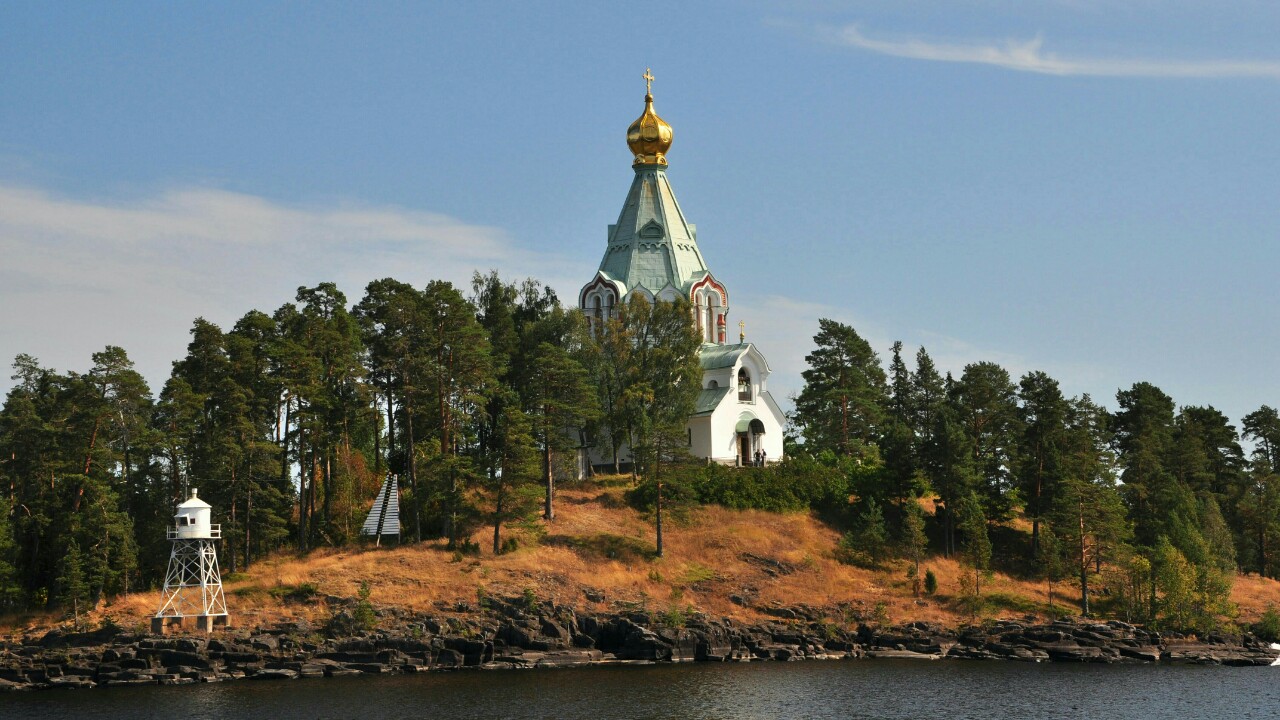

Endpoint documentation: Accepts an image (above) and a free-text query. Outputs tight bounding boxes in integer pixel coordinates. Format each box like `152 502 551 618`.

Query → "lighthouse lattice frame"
152 488 230 634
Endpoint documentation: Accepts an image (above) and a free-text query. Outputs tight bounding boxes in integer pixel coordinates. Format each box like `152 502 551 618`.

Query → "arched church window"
588 293 604 336
738 368 752 401
699 289 721 344
708 380 718 389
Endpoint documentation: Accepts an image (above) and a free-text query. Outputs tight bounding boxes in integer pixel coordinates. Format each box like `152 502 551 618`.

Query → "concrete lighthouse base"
151 614 231 635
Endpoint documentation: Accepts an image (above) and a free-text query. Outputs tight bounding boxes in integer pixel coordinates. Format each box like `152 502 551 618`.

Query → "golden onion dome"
627 68 673 166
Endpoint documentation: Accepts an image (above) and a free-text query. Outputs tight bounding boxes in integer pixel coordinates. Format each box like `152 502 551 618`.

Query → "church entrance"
738 433 751 466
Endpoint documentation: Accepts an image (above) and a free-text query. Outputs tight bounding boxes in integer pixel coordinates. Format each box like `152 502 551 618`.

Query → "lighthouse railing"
167 524 222 540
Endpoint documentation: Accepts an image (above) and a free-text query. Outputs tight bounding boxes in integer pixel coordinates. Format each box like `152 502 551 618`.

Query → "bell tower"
579 69 730 344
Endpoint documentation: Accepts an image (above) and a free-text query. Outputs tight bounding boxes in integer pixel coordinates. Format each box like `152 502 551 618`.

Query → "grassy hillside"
5 475 1279 636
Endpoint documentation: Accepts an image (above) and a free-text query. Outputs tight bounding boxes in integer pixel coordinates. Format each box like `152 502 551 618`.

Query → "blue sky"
2 1 1278 429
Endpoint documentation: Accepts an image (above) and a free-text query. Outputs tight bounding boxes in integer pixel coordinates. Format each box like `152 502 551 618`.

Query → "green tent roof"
692 386 731 416
699 343 749 370
594 165 709 296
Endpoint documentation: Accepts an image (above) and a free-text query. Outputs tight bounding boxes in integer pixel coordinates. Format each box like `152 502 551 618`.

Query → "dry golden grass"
4 478 1279 636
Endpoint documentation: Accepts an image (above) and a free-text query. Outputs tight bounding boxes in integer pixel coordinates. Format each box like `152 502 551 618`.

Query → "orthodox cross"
739 320 746 343
643 68 654 95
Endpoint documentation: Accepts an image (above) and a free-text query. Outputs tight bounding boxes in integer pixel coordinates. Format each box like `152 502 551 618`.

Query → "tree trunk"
322 448 333 533
386 386 397 467
1031 454 1043 557
72 414 104 513
406 401 420 543
229 466 238 573
655 479 664 558
244 484 252 570
372 390 382 475
543 428 554 522
492 486 505 555
1078 504 1090 616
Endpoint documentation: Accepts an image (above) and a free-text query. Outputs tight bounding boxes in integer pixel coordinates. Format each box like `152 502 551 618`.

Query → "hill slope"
6 477 1280 635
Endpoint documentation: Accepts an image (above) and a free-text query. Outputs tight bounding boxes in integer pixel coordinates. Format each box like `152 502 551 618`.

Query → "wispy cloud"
0 185 583 391
831 24 1280 78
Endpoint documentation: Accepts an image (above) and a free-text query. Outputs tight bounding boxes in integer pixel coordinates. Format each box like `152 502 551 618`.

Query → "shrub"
834 501 889 568
269 582 319 603
326 581 377 636
658 604 692 628
924 569 938 595
352 581 377 631
1254 605 1280 642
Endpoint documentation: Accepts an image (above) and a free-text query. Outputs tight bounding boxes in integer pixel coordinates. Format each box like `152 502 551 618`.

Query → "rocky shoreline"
3 599 1277 691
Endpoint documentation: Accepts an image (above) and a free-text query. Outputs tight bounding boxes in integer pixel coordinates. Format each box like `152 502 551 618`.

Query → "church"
578 73 787 468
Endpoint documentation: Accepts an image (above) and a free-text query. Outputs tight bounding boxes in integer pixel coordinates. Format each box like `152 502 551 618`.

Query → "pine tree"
955 492 991 598
951 361 1022 522
615 295 702 557
56 539 88 628
0 499 22 610
900 499 929 596
793 319 888 460
483 403 540 554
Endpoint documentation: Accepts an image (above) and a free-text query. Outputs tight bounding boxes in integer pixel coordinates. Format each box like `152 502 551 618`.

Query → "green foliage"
951 362 1022 523
55 540 88 624
899 500 929 595
4 267 1277 639
268 582 319 603
835 500 889 568
551 533 653 562
658 604 693 628
680 562 716 586
923 569 938 596
1253 605 1280 642
956 492 992 595
793 319 889 460
0 499 22 610
634 455 858 515
352 581 377 632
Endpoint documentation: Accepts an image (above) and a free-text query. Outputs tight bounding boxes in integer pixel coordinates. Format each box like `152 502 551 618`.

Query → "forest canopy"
1 275 1276 635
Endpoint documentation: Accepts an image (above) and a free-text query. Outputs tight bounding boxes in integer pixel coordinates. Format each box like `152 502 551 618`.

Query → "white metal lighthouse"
152 489 229 634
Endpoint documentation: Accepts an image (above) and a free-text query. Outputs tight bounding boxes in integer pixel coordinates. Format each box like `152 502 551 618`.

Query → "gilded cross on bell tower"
643 68 654 95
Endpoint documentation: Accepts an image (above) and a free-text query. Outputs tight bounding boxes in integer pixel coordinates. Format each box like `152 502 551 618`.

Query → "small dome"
627 70 673 166
177 487 211 510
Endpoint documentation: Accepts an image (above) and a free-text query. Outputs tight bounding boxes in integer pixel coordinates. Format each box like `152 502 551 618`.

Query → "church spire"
627 68 673 166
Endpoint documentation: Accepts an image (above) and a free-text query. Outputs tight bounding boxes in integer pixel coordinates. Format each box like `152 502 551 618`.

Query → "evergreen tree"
1049 395 1127 616
924 401 978 556
793 319 888 460
524 335 598 521
900 499 929 596
354 278 430 541
951 361 1022 522
910 346 946 446
615 295 702 557
56 539 88 627
419 280 492 547
1016 371 1068 556
880 341 922 530
0 499 22 610
482 403 540 554
955 491 991 601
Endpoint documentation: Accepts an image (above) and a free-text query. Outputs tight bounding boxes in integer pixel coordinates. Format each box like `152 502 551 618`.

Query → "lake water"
3 659 1277 719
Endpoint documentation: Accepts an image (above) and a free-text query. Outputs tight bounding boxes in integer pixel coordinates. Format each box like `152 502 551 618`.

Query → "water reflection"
3 660 1278 720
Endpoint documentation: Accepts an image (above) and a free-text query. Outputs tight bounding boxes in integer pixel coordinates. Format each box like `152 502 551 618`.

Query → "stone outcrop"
1 605 1276 692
